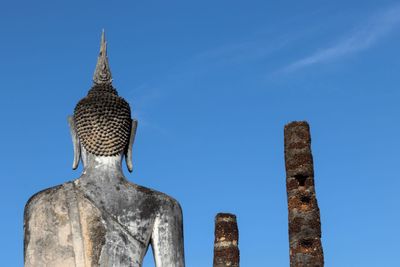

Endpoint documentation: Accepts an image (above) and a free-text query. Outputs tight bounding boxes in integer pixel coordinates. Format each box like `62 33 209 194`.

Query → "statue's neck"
78 148 125 185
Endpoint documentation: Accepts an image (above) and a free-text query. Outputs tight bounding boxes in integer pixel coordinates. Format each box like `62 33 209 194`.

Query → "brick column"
213 213 240 267
284 121 324 267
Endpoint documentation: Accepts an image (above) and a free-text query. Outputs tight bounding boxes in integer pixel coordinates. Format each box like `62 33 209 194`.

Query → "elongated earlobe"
125 119 138 172
68 116 81 170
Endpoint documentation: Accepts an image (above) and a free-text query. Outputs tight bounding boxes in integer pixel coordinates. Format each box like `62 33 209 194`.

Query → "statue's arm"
24 191 53 266
24 187 76 267
151 198 185 267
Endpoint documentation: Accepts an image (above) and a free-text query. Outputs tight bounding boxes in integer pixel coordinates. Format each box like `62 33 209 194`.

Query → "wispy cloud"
283 4 400 72
192 26 317 69
193 37 288 66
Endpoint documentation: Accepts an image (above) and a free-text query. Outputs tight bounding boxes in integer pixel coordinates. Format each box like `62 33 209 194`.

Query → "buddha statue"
24 31 185 267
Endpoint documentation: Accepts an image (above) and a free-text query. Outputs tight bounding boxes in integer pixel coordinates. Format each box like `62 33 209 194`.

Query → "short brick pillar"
213 213 240 267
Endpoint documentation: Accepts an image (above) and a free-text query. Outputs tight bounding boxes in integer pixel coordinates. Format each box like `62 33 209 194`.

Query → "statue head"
68 31 138 172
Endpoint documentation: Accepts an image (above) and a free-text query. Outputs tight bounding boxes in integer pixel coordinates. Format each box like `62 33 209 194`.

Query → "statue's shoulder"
24 182 71 218
131 183 183 215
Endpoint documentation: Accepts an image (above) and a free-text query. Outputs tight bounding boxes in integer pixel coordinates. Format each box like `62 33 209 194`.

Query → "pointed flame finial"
93 29 112 84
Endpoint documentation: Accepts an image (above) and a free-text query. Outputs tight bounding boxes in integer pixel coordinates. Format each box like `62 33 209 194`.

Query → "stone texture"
284 121 324 267
213 213 239 267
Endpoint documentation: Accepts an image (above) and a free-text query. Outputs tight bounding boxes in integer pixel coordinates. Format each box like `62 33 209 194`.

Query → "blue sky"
1 1 400 266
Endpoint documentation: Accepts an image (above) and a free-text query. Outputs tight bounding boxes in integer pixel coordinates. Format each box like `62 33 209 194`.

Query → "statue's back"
25 180 183 267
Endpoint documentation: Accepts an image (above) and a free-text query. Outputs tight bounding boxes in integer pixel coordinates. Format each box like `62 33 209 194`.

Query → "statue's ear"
68 115 81 170
125 119 138 172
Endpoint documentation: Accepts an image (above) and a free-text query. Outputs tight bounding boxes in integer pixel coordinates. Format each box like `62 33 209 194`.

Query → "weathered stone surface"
284 121 324 267
24 32 185 267
213 213 239 267
25 173 185 266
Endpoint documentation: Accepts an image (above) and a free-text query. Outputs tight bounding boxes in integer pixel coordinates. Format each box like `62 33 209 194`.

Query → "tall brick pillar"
213 213 240 267
284 121 324 267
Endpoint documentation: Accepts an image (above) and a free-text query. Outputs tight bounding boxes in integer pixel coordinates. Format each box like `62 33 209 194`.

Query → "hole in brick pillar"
294 174 308 186
300 195 311 204
300 239 313 248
